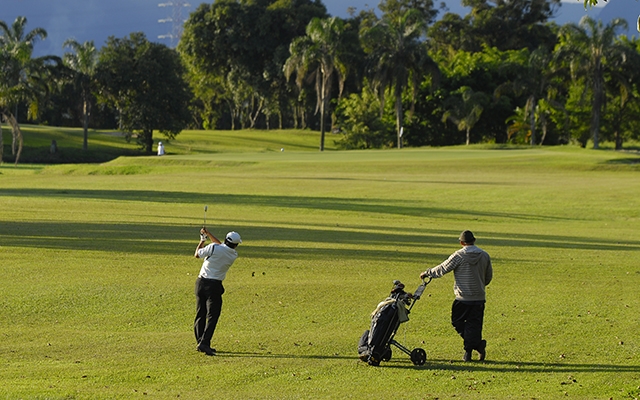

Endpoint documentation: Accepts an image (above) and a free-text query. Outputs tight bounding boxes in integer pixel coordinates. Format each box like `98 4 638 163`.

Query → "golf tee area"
1 128 639 399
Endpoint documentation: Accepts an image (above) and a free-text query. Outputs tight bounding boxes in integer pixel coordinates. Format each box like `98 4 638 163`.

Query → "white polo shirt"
197 243 238 281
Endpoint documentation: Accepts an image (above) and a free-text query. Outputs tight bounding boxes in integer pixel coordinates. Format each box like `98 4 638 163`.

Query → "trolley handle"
412 277 432 301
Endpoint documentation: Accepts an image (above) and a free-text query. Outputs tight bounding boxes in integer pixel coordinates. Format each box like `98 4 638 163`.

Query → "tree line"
2 0 640 163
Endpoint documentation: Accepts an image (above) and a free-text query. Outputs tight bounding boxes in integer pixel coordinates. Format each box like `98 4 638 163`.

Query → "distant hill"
596 0 640 37
1 0 625 58
2 0 172 57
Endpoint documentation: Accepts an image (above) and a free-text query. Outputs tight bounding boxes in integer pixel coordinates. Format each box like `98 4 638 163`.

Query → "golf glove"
200 233 208 242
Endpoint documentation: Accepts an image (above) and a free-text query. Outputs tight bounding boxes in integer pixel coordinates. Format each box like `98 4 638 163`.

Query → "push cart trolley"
358 278 432 366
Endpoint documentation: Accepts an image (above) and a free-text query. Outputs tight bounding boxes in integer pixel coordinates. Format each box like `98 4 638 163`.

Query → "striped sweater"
425 245 492 301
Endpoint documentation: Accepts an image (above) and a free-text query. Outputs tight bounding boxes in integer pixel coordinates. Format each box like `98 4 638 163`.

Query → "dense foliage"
95 33 192 153
3 0 640 162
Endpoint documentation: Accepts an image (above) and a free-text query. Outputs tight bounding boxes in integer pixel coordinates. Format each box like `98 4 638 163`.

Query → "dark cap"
458 230 476 243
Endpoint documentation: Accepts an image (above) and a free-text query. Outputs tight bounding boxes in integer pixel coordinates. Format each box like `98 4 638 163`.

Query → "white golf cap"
225 231 242 244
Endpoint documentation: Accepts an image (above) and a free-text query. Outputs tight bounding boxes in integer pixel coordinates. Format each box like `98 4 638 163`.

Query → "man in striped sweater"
420 230 493 362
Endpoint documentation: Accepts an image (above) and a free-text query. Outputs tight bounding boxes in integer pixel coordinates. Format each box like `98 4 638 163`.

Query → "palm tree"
63 39 97 151
284 17 348 151
556 16 628 149
505 106 531 144
0 46 13 163
0 16 47 164
603 37 640 150
495 46 557 146
442 86 489 145
360 8 439 149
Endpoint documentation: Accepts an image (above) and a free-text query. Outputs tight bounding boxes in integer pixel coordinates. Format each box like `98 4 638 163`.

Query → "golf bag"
358 280 429 366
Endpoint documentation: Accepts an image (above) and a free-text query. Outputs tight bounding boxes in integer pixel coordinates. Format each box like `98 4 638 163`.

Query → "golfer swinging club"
193 227 242 356
420 230 492 362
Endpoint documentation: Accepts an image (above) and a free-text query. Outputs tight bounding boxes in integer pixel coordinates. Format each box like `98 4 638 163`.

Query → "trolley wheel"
367 357 380 367
382 347 392 362
410 348 427 366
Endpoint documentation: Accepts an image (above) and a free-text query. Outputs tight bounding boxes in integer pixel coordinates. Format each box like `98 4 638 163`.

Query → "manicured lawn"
1 134 639 399
2 125 338 164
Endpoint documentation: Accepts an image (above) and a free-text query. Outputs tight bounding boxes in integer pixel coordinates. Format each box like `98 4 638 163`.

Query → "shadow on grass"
2 146 142 164
0 220 451 262
212 352 640 373
1 220 639 258
603 152 640 164
1 188 573 222
286 176 514 186
216 350 353 360
379 358 640 373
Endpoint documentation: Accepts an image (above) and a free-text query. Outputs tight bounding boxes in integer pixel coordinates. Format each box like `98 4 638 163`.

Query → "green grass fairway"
1 134 639 399
2 125 338 164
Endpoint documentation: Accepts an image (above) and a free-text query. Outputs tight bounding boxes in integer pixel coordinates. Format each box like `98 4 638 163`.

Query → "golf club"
203 205 208 228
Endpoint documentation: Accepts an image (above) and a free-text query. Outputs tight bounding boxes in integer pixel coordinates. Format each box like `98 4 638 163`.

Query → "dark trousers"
194 278 225 348
451 299 486 352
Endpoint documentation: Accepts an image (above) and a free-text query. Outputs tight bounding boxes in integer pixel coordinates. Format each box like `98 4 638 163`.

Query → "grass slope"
1 125 337 164
1 133 639 399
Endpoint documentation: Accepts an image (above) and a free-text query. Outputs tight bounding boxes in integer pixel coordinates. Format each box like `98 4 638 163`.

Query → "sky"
1 0 608 58
2 0 177 56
